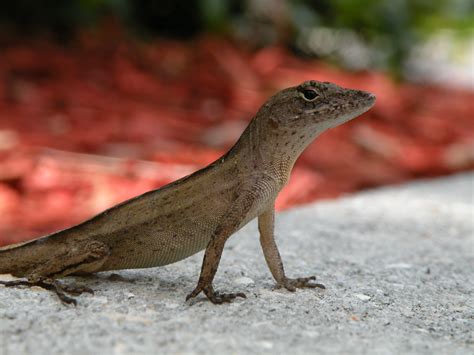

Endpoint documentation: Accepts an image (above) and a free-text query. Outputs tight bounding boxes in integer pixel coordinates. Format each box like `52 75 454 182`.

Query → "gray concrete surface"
1 172 473 355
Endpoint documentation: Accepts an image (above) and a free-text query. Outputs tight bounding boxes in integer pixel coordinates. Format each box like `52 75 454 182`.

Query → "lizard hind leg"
0 240 110 305
0 278 92 305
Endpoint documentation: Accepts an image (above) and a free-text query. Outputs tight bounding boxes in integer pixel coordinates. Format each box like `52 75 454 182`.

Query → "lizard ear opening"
269 116 279 129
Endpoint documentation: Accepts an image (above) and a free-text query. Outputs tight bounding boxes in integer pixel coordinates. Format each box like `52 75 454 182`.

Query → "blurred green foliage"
297 0 473 73
0 0 471 74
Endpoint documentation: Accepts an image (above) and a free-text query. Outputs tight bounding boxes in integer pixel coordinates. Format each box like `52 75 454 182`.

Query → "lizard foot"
205 290 247 304
186 284 246 304
277 276 326 292
0 279 93 305
60 284 94 296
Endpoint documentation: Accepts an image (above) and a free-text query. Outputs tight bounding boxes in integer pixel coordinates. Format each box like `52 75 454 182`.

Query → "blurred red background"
0 34 473 246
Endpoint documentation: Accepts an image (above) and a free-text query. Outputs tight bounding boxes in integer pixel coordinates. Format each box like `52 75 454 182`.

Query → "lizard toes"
185 287 203 301
295 276 325 288
207 291 246 304
62 285 94 296
57 293 78 306
281 276 325 291
0 280 31 288
0 279 79 305
186 283 246 304
282 284 296 292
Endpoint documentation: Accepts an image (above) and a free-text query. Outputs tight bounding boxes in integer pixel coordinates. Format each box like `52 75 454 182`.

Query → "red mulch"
0 33 473 246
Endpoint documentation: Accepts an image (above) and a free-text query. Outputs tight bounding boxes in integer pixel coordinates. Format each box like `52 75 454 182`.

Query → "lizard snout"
358 90 376 107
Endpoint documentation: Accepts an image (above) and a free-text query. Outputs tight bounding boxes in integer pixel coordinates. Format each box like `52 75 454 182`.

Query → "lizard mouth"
301 90 376 127
303 90 376 115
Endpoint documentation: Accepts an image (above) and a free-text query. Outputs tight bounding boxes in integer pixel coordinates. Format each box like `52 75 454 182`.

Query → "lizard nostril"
359 90 376 103
366 93 376 103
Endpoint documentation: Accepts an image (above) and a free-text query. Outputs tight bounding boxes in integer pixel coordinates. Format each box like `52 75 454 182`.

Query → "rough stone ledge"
1 172 473 355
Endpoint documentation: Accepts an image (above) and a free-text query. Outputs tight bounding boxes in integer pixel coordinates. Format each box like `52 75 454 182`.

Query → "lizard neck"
226 117 321 188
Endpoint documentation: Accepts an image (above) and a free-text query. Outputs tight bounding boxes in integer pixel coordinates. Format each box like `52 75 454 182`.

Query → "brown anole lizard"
0 80 375 305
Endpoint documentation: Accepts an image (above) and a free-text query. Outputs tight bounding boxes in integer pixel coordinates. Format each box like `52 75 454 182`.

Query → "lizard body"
0 80 375 304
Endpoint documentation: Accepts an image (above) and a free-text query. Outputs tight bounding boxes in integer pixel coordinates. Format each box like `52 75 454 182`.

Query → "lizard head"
262 80 376 133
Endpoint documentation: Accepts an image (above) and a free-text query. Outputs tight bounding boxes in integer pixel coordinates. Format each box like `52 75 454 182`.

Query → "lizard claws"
186 284 246 304
61 284 94 296
205 290 246 304
185 286 203 301
277 276 326 292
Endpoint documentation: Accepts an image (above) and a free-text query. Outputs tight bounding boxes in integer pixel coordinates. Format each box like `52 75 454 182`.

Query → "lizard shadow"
69 270 193 295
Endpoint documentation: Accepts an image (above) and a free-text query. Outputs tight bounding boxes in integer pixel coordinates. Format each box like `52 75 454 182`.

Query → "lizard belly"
97 217 218 271
89 170 276 272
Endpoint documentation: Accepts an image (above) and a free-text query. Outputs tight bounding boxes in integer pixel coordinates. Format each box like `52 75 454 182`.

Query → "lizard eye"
301 89 319 102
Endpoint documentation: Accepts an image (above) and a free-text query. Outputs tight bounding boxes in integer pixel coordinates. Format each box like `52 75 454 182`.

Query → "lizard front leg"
185 236 246 304
258 205 325 291
186 192 256 304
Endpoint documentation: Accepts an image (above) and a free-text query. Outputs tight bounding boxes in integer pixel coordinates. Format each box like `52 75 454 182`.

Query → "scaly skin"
0 80 375 305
